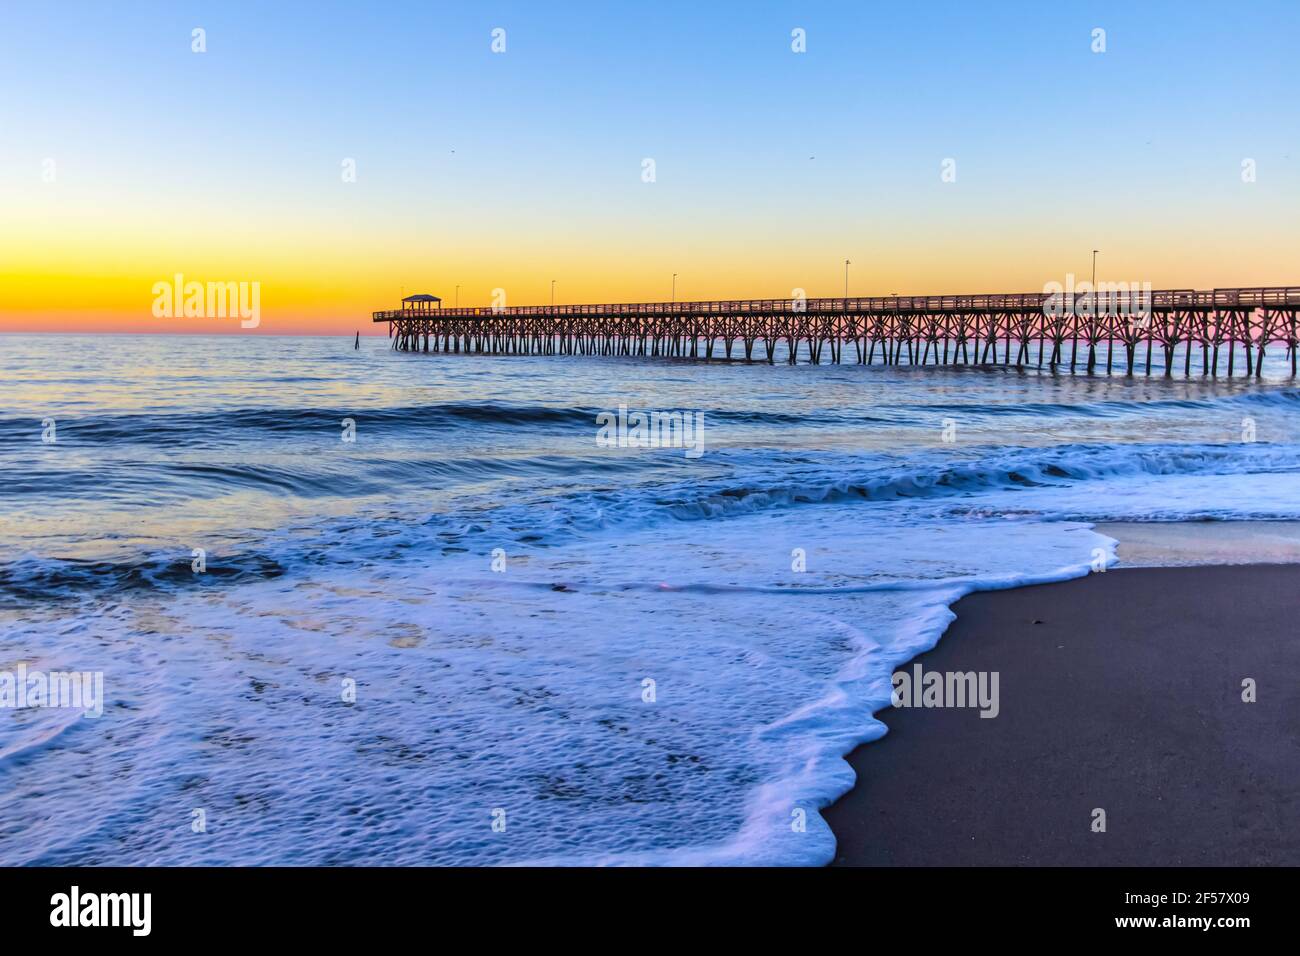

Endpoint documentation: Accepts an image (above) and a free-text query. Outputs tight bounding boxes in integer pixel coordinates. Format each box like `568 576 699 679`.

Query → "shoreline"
823 563 1300 866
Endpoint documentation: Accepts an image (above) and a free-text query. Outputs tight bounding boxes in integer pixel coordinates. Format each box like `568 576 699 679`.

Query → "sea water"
2 333 1299 865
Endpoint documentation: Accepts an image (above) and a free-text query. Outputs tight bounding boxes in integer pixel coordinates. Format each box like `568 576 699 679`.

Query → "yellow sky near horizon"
5 220 1296 336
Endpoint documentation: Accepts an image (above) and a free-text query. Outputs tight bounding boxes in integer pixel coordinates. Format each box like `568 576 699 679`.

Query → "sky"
2 0 1298 335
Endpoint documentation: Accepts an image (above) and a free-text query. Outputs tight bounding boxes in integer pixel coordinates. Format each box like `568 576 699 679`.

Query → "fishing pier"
373 287 1300 377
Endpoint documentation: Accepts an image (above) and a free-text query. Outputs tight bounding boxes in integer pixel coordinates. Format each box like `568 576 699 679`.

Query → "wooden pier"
373 286 1300 377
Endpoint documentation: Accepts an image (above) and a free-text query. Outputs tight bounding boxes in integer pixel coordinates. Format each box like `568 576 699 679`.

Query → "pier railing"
375 287 1300 321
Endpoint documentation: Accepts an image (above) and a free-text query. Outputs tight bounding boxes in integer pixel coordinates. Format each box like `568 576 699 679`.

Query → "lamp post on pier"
1088 249 1100 373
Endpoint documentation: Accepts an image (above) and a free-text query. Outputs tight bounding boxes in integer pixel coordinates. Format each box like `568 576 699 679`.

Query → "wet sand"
1095 520 1300 567
824 564 1300 866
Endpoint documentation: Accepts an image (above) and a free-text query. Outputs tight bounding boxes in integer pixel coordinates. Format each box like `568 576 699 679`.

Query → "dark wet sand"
824 565 1300 866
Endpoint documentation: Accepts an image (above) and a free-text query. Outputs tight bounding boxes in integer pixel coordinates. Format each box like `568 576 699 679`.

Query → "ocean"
3 332 1300 865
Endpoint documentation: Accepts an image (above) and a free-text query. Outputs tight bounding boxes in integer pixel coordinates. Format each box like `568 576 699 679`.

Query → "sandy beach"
824 562 1300 866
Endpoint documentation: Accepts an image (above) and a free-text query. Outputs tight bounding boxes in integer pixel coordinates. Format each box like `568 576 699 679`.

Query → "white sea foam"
3 502 1114 865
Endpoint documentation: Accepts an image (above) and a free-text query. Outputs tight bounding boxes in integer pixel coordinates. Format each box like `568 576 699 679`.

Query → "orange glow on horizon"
4 213 1297 335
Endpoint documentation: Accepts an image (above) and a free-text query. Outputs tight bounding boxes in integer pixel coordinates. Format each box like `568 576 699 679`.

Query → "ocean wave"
0 402 852 447
651 441 1300 521
6 439 1299 603
891 386 1300 418
0 550 289 606
0 404 593 444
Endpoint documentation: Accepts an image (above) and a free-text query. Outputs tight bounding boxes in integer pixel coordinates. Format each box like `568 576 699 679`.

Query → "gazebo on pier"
401 293 442 313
